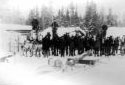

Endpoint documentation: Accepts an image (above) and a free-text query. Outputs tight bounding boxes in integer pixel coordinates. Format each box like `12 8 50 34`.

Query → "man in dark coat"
31 18 39 31
51 20 59 39
101 25 108 38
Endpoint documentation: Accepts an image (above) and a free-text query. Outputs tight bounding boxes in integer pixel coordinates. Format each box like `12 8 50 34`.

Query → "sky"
0 0 125 18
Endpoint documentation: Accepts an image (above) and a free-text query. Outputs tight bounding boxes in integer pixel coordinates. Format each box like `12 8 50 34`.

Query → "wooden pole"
17 36 20 52
9 39 11 52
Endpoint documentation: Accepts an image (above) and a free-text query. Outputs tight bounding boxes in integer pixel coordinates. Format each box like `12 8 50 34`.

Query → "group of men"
41 32 121 57
28 18 125 57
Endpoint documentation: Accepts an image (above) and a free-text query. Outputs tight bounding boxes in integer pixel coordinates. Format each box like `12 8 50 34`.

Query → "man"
51 20 59 39
101 25 108 38
31 18 39 31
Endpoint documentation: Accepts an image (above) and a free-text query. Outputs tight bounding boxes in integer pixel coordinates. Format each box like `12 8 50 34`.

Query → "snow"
0 54 78 85
106 27 125 38
0 24 125 85
39 26 86 39
56 26 86 37
1 53 125 85
0 49 13 58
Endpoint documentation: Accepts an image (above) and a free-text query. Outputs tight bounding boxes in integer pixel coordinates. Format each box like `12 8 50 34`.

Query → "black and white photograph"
0 0 125 85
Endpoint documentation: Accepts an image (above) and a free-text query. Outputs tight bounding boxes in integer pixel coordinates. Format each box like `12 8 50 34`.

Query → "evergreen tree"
56 9 62 25
26 8 40 25
74 8 80 26
39 6 53 30
84 2 100 35
26 9 35 25
56 8 65 26
84 3 93 29
107 9 114 26
69 3 75 26
106 8 118 26
98 8 106 27
65 9 70 27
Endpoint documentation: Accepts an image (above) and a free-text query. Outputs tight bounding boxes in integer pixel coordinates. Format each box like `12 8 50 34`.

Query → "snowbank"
0 49 13 58
39 26 86 38
1 54 125 85
106 27 125 37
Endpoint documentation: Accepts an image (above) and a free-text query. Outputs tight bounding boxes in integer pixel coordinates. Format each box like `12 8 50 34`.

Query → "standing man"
31 18 39 31
51 19 59 56
29 18 39 43
101 25 108 38
51 20 59 39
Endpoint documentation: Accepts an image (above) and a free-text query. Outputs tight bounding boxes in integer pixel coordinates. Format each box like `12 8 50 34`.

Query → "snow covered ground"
0 24 125 85
0 53 125 85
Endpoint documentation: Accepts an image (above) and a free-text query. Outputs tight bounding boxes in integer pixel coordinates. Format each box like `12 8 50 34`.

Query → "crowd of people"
22 18 125 57
41 33 124 57
24 31 125 57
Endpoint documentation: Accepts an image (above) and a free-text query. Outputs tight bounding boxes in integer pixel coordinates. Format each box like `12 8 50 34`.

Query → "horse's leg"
35 48 38 57
31 49 33 57
24 48 27 57
37 48 40 57
37 48 41 57
22 48 25 56
25 48 28 57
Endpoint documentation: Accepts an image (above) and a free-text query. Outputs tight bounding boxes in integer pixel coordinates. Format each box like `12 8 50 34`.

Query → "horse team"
21 29 125 57
21 19 125 57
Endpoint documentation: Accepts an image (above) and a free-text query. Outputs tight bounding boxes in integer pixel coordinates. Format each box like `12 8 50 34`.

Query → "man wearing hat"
51 19 59 38
31 17 39 31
